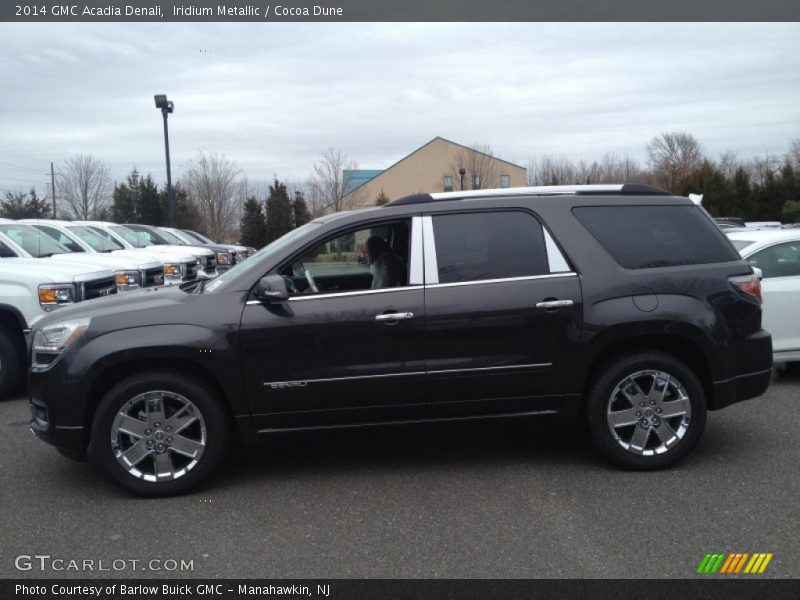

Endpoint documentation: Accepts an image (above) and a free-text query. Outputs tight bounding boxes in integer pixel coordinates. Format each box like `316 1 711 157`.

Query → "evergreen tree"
680 160 734 217
159 183 201 231
0 188 51 219
139 174 163 225
292 191 312 227
239 196 268 248
264 179 294 244
111 168 140 223
375 189 390 206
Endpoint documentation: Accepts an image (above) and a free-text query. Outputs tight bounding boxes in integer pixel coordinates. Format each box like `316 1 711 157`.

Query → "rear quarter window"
573 205 741 269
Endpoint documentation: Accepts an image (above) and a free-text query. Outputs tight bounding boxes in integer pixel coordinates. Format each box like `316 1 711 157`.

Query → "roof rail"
387 183 670 206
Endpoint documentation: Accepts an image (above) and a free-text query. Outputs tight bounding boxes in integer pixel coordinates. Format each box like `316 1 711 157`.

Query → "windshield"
109 225 148 248
125 225 172 245
730 239 756 252
66 225 124 252
0 224 69 257
183 230 214 244
156 228 189 245
205 222 320 293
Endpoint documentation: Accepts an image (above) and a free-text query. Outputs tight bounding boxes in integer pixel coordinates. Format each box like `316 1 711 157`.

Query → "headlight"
32 317 91 358
163 263 184 281
115 270 141 291
38 284 76 312
217 252 232 265
234 251 246 263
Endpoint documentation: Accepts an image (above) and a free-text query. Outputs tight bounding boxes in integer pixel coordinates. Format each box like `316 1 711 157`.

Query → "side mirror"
753 267 763 281
254 275 289 302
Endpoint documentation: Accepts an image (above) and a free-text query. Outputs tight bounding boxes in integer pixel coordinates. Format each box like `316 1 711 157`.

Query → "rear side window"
573 205 740 269
432 211 549 283
747 242 800 279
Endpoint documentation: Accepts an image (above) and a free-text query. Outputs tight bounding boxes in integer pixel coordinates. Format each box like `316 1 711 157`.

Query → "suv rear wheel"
88 371 230 496
585 352 707 470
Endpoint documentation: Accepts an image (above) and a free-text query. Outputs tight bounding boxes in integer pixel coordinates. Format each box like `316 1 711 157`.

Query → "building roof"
344 136 526 198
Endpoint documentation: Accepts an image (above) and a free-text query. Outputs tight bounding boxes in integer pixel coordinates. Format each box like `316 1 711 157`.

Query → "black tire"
0 326 25 400
88 370 230 496
584 351 707 470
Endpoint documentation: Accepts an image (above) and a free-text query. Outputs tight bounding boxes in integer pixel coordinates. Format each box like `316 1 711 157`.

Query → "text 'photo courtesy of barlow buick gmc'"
27 184 773 496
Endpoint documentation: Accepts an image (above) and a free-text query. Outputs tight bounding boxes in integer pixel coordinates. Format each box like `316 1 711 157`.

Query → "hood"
111 246 197 264
48 253 161 271
35 283 188 330
146 245 214 258
0 257 113 283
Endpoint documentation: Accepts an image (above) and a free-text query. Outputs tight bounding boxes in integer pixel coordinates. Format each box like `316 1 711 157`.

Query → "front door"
240 217 428 430
421 209 582 417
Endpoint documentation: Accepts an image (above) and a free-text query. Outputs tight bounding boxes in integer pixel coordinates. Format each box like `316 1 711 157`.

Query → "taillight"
729 274 763 304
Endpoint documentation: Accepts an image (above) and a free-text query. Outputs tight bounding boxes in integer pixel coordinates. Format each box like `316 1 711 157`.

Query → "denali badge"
264 381 308 390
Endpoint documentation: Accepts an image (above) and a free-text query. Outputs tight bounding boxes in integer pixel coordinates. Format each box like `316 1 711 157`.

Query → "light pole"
154 94 175 227
459 167 466 191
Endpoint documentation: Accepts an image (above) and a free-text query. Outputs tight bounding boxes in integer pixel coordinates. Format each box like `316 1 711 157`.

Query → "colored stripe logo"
696 552 773 574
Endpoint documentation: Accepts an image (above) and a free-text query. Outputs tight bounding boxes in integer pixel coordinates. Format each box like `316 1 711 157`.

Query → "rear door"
422 209 582 417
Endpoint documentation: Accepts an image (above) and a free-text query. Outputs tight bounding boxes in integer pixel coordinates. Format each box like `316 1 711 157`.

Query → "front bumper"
28 360 88 452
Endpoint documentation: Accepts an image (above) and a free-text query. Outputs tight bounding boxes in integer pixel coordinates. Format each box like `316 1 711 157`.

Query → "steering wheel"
304 266 319 293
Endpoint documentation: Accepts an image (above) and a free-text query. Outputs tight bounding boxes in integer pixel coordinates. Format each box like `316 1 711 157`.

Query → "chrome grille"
143 267 165 287
184 261 198 281
80 276 117 301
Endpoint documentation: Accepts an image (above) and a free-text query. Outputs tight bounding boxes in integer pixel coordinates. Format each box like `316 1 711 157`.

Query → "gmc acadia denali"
28 184 772 495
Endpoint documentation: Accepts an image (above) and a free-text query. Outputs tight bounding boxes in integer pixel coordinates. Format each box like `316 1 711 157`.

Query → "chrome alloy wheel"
110 391 206 482
606 370 691 456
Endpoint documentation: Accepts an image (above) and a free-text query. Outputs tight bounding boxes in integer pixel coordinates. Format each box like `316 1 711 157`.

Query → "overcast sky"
0 22 798 194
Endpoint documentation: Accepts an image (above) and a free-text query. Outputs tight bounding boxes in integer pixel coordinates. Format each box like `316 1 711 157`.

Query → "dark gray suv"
29 184 772 495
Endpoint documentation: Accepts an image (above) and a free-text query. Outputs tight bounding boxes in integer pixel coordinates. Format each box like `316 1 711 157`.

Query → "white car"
73 221 203 283
728 229 800 363
0 257 116 397
0 221 163 292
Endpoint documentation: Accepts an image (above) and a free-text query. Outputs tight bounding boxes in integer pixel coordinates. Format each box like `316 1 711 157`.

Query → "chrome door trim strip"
246 286 425 305
262 363 552 388
426 272 577 289
264 370 426 388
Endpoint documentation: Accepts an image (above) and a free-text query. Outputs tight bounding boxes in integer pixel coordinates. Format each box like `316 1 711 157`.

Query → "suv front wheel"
585 352 707 470
88 371 230 496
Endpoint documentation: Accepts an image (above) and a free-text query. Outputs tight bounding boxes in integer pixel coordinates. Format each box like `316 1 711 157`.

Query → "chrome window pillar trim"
544 228 571 273
421 215 439 284
409 216 424 285
426 272 577 289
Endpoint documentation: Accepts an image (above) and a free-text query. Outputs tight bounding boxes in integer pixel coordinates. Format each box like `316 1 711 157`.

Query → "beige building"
344 137 527 209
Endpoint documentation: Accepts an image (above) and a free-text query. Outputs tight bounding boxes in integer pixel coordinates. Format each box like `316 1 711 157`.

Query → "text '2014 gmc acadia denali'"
29 184 772 495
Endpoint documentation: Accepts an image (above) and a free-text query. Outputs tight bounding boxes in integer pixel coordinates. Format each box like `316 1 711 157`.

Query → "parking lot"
1 369 798 580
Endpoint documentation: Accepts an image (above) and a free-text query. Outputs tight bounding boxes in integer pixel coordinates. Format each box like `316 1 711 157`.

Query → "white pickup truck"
76 221 216 279
0 257 117 397
0 220 165 291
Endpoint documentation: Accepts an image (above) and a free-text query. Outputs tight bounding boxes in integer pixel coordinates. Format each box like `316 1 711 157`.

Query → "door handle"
375 312 414 322
536 299 574 309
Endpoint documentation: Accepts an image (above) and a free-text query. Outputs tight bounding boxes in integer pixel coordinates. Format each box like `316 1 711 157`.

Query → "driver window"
281 220 410 296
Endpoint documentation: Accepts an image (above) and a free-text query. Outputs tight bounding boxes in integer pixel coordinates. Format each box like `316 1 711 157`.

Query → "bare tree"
182 152 244 241
307 148 363 214
718 151 741 179
58 154 112 219
787 138 800 170
445 143 501 190
745 152 780 186
646 132 705 191
527 155 578 185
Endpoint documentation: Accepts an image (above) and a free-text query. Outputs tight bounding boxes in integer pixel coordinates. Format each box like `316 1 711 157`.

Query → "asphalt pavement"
1 369 799 579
